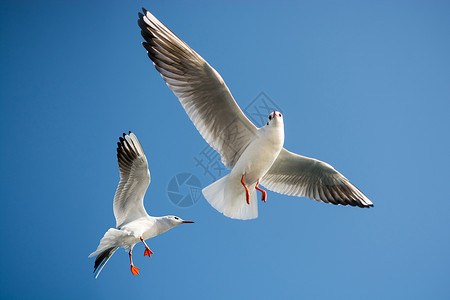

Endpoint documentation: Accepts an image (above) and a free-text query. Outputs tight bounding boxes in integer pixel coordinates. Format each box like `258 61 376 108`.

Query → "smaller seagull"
89 132 194 278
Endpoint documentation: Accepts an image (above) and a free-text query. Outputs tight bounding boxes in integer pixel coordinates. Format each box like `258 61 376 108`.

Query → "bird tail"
202 174 258 220
92 247 118 279
89 228 126 278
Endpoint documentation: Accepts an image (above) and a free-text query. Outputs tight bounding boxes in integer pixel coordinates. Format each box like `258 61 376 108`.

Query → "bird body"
231 113 285 185
113 216 180 244
203 112 285 219
89 132 193 278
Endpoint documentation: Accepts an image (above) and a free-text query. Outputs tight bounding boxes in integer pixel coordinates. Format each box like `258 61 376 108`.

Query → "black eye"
174 217 179 220
269 115 272 120
279 113 282 117
266 122 269 125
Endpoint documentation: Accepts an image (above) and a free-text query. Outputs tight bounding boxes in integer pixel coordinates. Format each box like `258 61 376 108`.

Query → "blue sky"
1 1 450 299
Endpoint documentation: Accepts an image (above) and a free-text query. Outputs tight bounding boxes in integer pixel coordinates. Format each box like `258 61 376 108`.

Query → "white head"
163 215 194 228
266 111 284 127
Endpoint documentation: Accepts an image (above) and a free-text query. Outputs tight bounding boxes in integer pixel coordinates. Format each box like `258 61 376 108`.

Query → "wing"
138 8 257 168
113 132 151 228
261 148 373 207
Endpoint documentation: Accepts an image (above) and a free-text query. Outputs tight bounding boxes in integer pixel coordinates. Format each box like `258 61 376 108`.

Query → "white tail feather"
89 228 129 278
203 175 258 220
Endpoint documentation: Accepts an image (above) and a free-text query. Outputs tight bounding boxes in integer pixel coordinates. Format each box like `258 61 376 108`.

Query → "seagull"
138 9 373 220
89 132 193 278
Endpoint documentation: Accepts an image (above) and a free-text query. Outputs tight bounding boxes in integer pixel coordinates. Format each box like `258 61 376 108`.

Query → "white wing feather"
113 132 150 228
261 148 373 207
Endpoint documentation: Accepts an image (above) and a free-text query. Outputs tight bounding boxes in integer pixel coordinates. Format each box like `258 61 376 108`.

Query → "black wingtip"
129 131 132 134
138 12 144 23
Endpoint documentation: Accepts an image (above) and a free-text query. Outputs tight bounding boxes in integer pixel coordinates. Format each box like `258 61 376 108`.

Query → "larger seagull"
138 9 373 220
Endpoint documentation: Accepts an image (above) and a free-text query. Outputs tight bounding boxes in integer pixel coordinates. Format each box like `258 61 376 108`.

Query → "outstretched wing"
261 148 373 207
113 132 151 228
138 8 257 168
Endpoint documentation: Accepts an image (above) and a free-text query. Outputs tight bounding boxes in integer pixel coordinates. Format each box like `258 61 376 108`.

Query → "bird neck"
259 122 285 147
155 217 177 235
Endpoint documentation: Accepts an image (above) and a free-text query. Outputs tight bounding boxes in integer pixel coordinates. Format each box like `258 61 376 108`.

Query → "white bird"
138 9 373 220
89 132 193 278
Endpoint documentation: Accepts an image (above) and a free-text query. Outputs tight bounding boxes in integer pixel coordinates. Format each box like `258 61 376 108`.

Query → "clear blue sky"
1 1 449 299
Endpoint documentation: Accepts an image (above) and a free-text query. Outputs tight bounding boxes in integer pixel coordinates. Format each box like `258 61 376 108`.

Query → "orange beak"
182 221 194 223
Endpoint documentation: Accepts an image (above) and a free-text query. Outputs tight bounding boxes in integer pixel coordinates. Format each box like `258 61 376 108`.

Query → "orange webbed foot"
130 265 140 276
144 248 153 257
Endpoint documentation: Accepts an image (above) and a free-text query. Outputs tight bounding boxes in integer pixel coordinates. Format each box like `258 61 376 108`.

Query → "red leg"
255 180 267 202
241 174 250 204
129 249 140 275
140 237 154 258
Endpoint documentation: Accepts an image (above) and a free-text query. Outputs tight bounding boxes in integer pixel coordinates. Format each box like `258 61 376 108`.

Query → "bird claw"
261 193 267 202
255 180 267 203
144 248 153 257
130 265 140 275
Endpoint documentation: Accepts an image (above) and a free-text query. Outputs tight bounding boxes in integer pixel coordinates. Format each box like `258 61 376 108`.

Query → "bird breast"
231 125 284 184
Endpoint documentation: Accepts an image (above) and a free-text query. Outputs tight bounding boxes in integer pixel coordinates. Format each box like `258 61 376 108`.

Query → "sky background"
1 1 450 299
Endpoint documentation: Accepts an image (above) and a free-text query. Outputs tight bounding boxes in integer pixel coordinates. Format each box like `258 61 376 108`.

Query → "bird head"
266 111 283 126
165 216 194 227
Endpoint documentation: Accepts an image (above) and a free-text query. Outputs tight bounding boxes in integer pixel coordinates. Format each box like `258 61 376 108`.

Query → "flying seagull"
138 9 373 220
89 132 193 278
